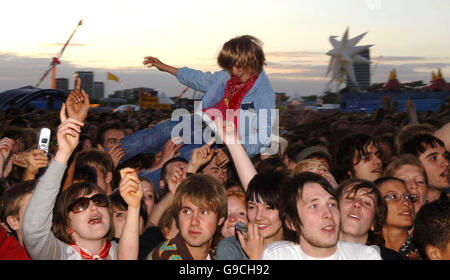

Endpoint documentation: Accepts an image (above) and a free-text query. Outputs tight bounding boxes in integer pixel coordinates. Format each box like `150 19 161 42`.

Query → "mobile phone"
234 221 248 241
37 128 51 155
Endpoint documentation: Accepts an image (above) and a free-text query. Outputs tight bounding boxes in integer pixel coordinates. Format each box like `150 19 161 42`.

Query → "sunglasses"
68 193 109 214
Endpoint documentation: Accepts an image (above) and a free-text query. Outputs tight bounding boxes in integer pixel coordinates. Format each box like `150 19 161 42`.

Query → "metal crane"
35 19 83 88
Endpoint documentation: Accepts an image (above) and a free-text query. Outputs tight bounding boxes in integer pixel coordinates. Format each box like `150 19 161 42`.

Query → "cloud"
266 51 324 58
379 56 426 62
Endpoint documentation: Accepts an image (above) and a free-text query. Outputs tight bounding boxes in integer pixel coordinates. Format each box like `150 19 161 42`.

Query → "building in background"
56 78 69 93
74 71 94 97
346 49 370 88
93 81 105 100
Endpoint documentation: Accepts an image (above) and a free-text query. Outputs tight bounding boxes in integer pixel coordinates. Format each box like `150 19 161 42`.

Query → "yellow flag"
107 72 119 82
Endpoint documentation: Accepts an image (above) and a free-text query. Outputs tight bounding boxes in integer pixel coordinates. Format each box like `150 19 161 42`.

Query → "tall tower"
74 71 94 97
346 49 371 88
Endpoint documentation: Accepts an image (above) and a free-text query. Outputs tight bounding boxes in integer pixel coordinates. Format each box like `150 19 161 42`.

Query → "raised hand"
66 77 90 123
161 137 183 163
213 117 240 145
143 56 164 70
152 137 183 170
187 138 215 173
25 149 49 172
0 137 14 177
119 168 143 209
214 148 230 169
54 103 84 164
143 56 178 76
166 164 186 195
0 137 14 162
107 143 126 167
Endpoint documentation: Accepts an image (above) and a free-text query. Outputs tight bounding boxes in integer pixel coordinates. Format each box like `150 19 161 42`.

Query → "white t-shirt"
262 241 382 260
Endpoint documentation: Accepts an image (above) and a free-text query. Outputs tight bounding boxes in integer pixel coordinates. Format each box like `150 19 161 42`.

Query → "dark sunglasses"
68 193 109 214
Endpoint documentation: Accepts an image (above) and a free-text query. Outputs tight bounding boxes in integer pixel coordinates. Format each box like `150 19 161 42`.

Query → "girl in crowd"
216 172 294 260
384 154 428 214
219 190 248 240
373 177 419 259
22 104 143 260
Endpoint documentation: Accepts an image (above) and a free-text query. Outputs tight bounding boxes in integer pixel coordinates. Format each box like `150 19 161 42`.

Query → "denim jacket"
176 67 276 157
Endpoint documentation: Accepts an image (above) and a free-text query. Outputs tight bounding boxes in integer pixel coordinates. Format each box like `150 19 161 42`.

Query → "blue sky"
1 0 449 97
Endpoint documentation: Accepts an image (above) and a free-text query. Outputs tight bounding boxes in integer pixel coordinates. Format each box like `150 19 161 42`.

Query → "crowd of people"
0 35 449 260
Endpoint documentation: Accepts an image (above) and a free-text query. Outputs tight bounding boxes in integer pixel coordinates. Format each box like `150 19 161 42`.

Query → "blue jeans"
118 114 210 164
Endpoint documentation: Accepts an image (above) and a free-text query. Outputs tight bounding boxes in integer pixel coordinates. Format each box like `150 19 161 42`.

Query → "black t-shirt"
138 226 165 260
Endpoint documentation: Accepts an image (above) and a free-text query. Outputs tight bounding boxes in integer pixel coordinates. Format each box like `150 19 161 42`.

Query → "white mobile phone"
38 128 51 155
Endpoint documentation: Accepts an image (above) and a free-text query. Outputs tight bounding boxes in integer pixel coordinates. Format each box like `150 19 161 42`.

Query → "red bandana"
70 241 111 260
204 74 258 128
223 74 258 110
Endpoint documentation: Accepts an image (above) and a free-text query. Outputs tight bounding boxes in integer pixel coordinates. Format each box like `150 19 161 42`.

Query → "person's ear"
347 170 354 178
6 215 20 231
105 171 113 184
284 218 297 232
217 217 225 227
426 245 443 260
160 180 165 190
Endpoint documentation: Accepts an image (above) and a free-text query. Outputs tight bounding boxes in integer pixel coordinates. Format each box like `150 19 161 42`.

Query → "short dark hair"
373 176 406 188
96 121 124 147
400 134 445 157
1 180 37 234
281 172 337 243
52 182 113 244
333 134 381 183
395 124 436 154
73 165 98 184
246 172 296 241
256 156 287 173
75 149 120 191
413 199 450 260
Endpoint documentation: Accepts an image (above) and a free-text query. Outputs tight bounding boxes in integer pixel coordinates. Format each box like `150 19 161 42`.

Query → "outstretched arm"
148 164 186 226
143 56 178 76
214 118 256 191
117 168 143 260
22 104 83 260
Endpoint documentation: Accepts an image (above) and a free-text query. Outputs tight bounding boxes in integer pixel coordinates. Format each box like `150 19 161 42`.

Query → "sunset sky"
1 0 449 98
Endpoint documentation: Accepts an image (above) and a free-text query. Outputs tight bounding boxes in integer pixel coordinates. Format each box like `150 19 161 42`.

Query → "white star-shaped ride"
326 27 373 87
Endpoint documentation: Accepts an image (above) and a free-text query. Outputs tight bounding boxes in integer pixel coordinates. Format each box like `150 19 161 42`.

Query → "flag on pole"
107 72 119 82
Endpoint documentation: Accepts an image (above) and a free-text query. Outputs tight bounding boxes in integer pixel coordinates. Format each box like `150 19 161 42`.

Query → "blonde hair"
173 174 227 225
